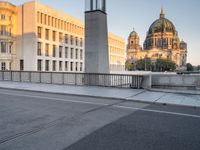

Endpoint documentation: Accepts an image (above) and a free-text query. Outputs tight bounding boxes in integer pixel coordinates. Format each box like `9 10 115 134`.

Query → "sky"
6 0 200 65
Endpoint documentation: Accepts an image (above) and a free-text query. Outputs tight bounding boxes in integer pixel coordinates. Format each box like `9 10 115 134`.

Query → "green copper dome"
148 8 176 34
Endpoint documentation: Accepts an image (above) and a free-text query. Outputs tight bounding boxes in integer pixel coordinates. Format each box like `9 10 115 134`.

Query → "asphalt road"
0 88 200 150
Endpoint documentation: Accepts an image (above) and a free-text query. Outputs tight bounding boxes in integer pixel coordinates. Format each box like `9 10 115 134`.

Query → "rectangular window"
53 45 56 57
52 31 56 41
59 46 62 58
75 49 78 59
0 25 6 35
64 34 68 44
70 48 74 59
70 35 73 45
37 42 42 56
52 61 56 71
75 62 78 71
80 38 83 47
65 61 68 71
80 62 83 71
0 42 6 53
1 62 6 71
48 16 51 26
70 62 73 71
80 49 83 60
37 27 42 38
37 59 42 71
44 14 47 25
45 60 49 71
45 44 49 56
75 37 78 46
59 32 63 42
1 15 6 20
65 47 68 58
59 61 62 71
20 60 24 71
45 29 49 40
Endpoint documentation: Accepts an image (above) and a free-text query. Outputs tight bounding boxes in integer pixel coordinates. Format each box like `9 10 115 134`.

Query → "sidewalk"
0 81 200 108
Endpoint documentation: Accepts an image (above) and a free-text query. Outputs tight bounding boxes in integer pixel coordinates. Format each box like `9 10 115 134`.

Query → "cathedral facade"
127 9 187 69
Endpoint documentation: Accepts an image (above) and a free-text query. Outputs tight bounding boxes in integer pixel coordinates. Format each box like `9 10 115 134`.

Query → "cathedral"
127 8 187 69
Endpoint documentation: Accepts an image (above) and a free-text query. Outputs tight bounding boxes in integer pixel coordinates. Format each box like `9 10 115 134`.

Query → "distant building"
127 8 187 69
0 1 126 72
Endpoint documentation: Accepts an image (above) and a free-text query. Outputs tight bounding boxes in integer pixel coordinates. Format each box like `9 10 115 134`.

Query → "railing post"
62 73 65 84
19 71 22 82
29 72 31 82
10 71 12 81
39 72 41 83
50 72 53 84
2 71 4 81
75 73 77 85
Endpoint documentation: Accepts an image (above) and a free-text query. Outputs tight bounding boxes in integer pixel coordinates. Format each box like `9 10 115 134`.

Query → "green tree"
155 59 176 72
186 63 194 71
125 60 134 71
136 58 152 71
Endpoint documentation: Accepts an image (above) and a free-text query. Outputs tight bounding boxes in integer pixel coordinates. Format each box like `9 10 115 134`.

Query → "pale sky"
6 0 200 65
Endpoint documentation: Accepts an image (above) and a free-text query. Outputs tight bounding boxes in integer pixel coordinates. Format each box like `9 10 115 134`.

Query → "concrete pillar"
85 0 109 74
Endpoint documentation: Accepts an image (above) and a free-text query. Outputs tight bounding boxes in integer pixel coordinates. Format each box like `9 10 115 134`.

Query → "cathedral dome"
148 8 176 34
129 29 139 38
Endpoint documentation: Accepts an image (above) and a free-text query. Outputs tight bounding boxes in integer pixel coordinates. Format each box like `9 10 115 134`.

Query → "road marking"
115 105 200 118
0 91 109 106
0 90 200 119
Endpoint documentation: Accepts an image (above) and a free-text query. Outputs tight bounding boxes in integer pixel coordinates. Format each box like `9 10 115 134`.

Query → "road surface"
0 88 199 150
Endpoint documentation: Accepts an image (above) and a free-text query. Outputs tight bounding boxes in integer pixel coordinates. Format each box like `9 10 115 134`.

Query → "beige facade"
0 1 126 72
0 1 17 70
108 32 126 71
127 9 187 69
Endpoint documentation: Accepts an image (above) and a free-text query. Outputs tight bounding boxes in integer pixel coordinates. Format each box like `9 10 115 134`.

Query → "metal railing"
0 71 144 89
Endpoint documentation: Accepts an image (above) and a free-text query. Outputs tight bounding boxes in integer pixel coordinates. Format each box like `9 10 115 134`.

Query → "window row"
37 42 83 60
0 42 12 53
37 12 84 36
0 14 12 21
37 27 83 47
0 25 12 36
37 59 83 72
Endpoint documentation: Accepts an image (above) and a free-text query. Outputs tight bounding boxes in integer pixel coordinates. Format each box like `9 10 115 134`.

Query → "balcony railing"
0 71 144 89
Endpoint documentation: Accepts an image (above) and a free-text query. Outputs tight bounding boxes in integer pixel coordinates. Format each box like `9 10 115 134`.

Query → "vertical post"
50 72 53 84
39 72 41 83
2 71 4 81
10 71 12 81
19 71 22 82
75 73 77 85
62 73 65 84
29 72 31 82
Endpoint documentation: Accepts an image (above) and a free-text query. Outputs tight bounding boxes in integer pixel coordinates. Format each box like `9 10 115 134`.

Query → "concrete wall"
152 74 200 90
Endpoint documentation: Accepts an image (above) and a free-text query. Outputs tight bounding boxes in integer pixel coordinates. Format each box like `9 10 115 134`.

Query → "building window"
64 34 68 44
75 37 78 46
1 62 6 70
70 62 73 71
37 59 42 71
37 27 42 38
53 31 56 41
45 60 49 71
0 42 6 53
59 61 62 71
70 35 74 45
80 62 83 71
70 48 74 59
37 42 42 56
80 38 83 47
65 61 68 71
59 32 63 42
65 47 68 58
45 29 49 40
1 15 6 20
75 62 78 71
41 13 43 24
80 49 83 60
0 25 6 35
45 44 49 56
53 45 56 57
75 49 78 59
59 46 63 58
52 61 56 71
20 60 24 71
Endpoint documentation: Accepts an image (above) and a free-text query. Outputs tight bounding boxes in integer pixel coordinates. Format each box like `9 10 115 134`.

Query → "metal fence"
0 71 143 89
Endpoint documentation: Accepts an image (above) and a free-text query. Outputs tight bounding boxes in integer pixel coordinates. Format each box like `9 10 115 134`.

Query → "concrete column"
85 10 109 73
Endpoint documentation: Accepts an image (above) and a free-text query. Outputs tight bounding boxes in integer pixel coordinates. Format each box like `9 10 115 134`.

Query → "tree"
156 59 176 72
186 63 194 71
125 60 134 71
135 58 152 71
197 65 200 71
